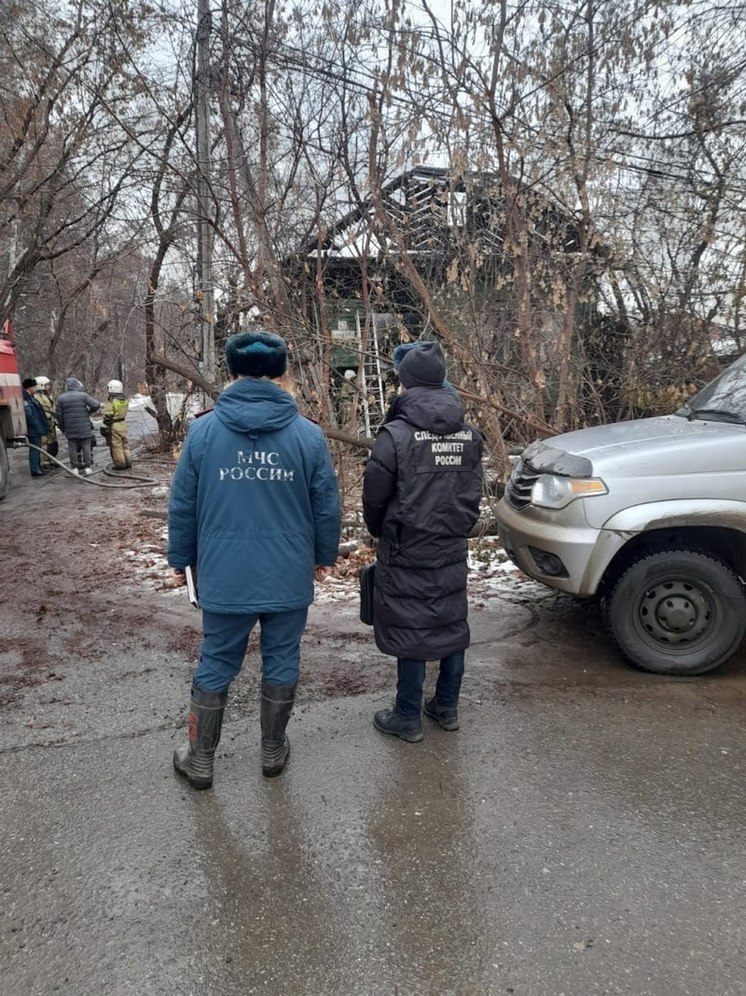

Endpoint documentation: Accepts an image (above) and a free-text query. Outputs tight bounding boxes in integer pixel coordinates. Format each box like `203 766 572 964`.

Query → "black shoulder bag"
359 562 376 625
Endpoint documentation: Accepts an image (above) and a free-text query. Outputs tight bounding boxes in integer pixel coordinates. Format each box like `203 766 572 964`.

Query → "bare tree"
1 0 159 387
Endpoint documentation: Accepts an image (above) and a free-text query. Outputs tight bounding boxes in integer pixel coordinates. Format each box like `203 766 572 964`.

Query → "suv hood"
524 415 746 479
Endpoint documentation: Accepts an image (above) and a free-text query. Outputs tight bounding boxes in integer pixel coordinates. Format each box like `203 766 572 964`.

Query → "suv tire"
608 548 746 675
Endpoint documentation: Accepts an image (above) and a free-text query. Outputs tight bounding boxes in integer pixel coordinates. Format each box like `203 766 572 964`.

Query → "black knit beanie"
225 330 287 379
397 341 446 389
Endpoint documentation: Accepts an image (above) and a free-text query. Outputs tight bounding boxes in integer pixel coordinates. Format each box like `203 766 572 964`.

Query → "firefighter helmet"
107 379 124 394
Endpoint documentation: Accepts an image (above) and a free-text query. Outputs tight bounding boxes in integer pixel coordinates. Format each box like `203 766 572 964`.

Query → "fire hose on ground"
19 440 161 489
19 440 501 532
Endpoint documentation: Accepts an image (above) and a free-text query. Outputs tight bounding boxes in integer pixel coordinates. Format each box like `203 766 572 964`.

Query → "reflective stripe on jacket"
103 397 129 426
37 392 56 432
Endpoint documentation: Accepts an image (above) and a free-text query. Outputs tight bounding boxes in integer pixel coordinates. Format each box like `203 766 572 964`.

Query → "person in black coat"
362 342 483 742
22 378 49 478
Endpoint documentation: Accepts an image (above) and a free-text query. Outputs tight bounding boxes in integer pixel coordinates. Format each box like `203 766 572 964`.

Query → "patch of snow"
126 523 551 608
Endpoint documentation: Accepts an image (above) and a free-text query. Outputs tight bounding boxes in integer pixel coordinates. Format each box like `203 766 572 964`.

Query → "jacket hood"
387 385 464 435
213 378 299 435
65 378 84 392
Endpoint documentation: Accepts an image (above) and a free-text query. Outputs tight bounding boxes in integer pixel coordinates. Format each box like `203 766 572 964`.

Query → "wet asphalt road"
1 452 745 995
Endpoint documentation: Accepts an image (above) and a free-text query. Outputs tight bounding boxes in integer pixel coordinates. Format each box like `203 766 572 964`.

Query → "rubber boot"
173 686 228 789
261 681 297 777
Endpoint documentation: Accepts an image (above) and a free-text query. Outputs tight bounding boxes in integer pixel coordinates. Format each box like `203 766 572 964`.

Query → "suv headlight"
532 474 608 509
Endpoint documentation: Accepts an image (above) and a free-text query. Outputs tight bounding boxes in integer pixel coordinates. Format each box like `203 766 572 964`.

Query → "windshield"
676 353 746 424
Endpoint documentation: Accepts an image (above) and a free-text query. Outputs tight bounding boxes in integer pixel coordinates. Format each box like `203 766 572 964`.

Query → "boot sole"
173 753 213 790
262 742 290 778
373 717 424 743
262 750 289 777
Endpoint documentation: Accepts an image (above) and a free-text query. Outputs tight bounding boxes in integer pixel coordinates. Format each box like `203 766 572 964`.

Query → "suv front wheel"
607 549 746 675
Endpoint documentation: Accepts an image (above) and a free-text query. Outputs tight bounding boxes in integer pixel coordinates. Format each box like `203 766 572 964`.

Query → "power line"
262 37 746 198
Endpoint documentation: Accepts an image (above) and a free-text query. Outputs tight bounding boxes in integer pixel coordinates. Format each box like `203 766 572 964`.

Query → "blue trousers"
28 436 42 475
194 608 309 693
396 652 465 718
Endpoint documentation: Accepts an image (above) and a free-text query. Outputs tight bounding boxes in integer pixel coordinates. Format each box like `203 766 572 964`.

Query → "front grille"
505 459 540 510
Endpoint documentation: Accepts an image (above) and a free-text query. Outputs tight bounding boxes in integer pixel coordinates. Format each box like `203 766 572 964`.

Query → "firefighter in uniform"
34 376 58 469
101 379 131 469
338 368 357 425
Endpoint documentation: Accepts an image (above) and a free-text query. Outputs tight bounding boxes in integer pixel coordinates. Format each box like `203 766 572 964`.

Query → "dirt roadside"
3 447 744 738
3 450 745 996
0 451 395 720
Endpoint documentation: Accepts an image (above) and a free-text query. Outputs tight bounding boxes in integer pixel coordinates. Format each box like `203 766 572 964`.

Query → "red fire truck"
0 319 27 499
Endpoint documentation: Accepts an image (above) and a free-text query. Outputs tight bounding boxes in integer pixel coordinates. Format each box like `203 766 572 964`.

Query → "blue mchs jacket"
23 390 48 437
168 378 341 614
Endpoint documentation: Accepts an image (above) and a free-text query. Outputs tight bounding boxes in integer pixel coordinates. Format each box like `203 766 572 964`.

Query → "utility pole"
195 0 215 383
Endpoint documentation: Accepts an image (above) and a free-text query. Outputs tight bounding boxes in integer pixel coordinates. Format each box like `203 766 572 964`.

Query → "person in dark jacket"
168 330 341 789
22 378 49 477
363 342 483 743
55 377 101 476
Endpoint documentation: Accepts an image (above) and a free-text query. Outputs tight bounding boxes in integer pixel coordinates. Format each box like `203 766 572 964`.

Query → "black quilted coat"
362 386 483 660
55 378 100 439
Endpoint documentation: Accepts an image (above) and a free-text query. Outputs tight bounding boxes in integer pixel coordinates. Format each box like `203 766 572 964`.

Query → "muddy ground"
3 441 746 752
0 449 424 732
2 446 745 996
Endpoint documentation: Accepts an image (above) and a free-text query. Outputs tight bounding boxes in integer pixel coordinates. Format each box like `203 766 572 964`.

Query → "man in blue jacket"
22 378 49 477
168 330 341 789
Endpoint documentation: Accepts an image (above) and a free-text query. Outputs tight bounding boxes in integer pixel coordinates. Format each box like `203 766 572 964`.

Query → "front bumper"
495 497 611 596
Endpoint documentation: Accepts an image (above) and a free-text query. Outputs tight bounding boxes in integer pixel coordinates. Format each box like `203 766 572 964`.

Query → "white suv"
496 353 746 675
